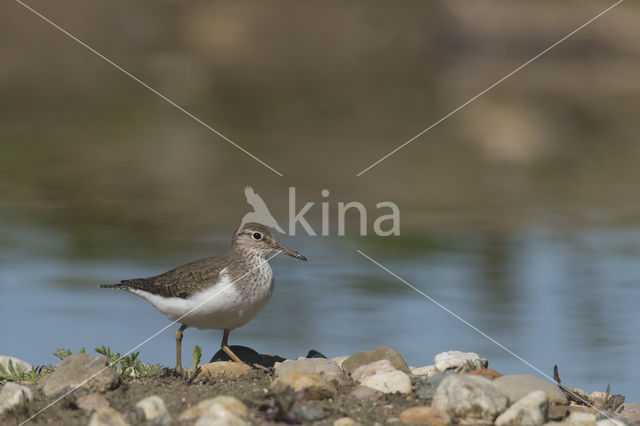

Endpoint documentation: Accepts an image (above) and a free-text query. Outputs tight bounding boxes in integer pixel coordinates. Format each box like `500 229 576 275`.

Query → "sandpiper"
100 222 307 371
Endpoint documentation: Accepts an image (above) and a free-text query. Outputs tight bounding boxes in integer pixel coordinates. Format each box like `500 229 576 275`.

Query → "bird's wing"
103 256 228 299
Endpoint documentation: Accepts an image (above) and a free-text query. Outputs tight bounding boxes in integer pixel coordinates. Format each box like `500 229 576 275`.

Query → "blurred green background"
1 0 639 400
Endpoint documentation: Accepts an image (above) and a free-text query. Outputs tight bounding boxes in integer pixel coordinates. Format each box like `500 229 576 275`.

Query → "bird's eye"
252 232 262 240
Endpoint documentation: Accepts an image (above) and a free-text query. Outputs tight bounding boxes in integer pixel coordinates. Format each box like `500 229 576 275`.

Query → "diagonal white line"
19 252 280 425
13 0 284 177
356 0 625 176
356 249 618 422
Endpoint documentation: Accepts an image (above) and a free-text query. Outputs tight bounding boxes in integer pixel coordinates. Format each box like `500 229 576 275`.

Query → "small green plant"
94 345 162 378
53 348 73 360
0 359 52 384
183 345 202 383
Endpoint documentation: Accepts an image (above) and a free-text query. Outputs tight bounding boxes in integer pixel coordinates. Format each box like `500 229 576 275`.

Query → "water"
2 223 638 401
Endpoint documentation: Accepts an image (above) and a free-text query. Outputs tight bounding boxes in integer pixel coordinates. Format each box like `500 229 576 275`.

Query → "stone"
179 396 247 421
466 368 503 380
272 371 336 399
620 403 640 424
432 374 509 423
342 347 411 375
331 356 349 368
76 393 109 413
567 411 597 425
88 407 129 426
434 351 486 373
548 404 570 421
133 395 169 423
495 390 548 425
334 417 359 426
399 406 451 425
195 410 246 426
0 356 33 374
360 370 412 394
495 375 568 406
39 354 119 397
0 382 34 416
274 358 349 386
410 365 437 377
352 360 397 383
414 371 456 401
292 405 327 422
199 361 251 378
348 385 386 401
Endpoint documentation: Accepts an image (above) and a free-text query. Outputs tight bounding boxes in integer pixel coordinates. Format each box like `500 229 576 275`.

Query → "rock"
548 404 570 421
434 351 486 373
414 371 456 401
179 396 247 421
620 403 640 424
466 369 503 380
352 360 397 383
495 375 568 406
386 417 400 424
306 350 327 359
76 393 109 413
595 419 628 426
275 358 349 386
360 370 412 394
331 356 349 368
334 417 359 426
348 385 386 401
410 365 437 377
39 354 119 397
272 371 336 399
195 410 246 426
495 390 548 425
88 407 129 426
199 361 252 378
133 395 170 423
0 356 33 374
567 411 597 425
432 374 509 423
292 405 328 422
0 382 34 416
342 347 411 375
399 406 451 425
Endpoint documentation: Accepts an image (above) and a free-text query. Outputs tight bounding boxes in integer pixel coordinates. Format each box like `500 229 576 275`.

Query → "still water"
2 223 638 401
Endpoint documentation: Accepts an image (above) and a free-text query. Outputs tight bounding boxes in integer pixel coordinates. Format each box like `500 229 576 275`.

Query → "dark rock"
210 345 286 368
306 350 327 359
341 346 411 375
547 403 569 421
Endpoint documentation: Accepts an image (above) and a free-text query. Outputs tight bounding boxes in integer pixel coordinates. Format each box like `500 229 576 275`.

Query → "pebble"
399 406 451 425
466 368 503 380
272 371 336 399
548 403 570 421
360 370 412 394
432 374 509 423
495 390 548 426
352 360 397 383
88 407 129 426
334 417 359 426
292 405 327 422
76 393 109 413
413 371 456 401
595 420 628 426
274 358 350 386
195 410 247 426
620 403 640 424
409 365 437 377
133 395 170 423
494 375 568 406
341 347 411 375
0 356 33 374
434 351 486 373
0 382 34 416
179 396 248 421
567 411 597 425
38 354 119 397
199 361 251 378
348 385 386 401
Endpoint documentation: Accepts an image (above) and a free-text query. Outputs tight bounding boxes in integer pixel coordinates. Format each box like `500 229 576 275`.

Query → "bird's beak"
273 244 307 261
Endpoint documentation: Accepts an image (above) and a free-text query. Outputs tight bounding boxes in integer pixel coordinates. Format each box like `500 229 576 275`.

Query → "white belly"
131 268 274 330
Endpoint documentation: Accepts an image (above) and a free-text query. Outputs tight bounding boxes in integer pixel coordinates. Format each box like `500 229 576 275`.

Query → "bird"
241 186 285 234
99 222 307 371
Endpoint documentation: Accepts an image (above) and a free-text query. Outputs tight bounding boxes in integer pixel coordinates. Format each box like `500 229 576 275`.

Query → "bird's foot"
222 346 245 364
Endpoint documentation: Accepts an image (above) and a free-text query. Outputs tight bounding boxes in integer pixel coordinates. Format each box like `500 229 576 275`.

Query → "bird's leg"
221 329 244 364
175 324 187 372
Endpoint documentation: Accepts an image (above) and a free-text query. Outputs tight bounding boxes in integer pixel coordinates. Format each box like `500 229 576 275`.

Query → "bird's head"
232 222 307 261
